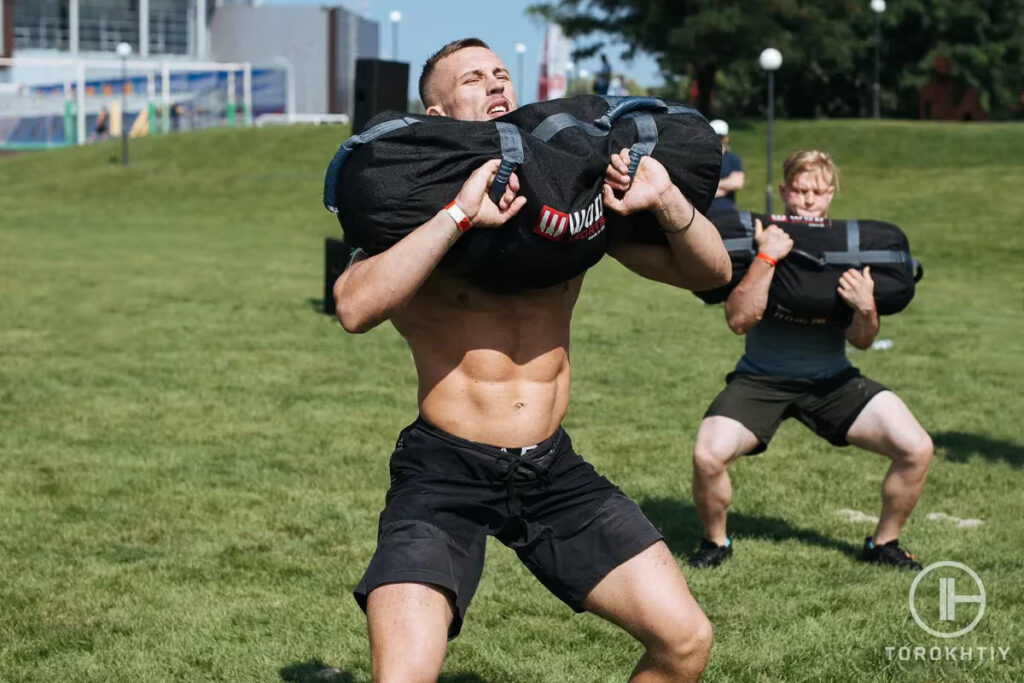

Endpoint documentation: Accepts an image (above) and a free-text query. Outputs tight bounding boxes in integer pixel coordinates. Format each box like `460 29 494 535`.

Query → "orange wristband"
756 252 778 267
445 200 472 232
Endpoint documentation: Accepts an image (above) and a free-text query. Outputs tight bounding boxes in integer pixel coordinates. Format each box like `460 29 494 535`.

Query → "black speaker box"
323 237 349 315
353 58 410 133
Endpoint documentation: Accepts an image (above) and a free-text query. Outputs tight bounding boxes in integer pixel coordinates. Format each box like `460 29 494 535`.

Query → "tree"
528 0 1024 119
885 0 1024 119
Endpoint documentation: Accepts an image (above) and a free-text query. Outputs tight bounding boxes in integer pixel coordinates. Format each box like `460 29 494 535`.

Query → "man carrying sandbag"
688 149 933 570
333 38 731 682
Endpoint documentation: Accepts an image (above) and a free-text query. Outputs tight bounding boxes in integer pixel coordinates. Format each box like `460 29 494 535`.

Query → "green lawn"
1 119 1022 682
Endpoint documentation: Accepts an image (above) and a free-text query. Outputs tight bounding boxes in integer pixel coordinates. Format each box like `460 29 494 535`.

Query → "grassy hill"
1 120 1023 682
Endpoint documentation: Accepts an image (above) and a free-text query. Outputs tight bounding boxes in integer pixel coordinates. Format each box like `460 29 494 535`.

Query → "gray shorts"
704 367 888 454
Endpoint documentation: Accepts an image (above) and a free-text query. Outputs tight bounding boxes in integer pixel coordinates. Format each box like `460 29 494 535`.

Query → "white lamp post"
389 10 402 61
116 41 132 166
515 43 527 104
870 0 886 118
759 47 783 214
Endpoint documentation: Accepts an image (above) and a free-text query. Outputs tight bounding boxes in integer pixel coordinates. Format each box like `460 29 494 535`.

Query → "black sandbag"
323 95 721 291
694 211 922 324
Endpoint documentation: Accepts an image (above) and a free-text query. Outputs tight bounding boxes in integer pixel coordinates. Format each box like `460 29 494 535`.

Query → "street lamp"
116 41 132 166
870 0 886 118
389 10 402 61
759 47 782 214
515 43 527 104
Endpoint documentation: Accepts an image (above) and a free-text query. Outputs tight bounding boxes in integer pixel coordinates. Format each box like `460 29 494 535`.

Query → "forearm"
335 210 461 332
655 187 731 290
717 172 745 193
846 307 880 349
724 261 775 334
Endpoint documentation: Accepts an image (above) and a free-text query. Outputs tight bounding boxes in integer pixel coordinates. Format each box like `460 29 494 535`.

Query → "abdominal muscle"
391 272 582 447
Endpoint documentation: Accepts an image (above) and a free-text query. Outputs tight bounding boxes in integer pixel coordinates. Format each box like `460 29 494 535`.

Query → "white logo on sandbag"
534 193 606 243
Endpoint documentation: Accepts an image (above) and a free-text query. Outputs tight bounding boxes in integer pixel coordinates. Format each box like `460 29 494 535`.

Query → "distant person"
688 149 933 571
707 119 744 215
593 54 612 95
336 37 729 682
607 75 629 97
171 104 182 131
918 55 989 121
91 107 109 142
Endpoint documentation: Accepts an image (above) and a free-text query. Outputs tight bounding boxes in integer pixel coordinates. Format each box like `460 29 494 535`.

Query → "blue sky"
264 0 663 105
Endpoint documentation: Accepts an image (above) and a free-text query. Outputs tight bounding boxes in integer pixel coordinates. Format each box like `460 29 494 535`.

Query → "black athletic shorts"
353 418 664 639
704 366 888 454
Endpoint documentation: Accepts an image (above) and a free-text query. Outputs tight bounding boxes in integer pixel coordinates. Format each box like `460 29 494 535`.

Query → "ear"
426 104 446 117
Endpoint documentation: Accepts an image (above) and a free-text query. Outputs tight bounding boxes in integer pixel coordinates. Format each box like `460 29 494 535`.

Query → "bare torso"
391 271 583 447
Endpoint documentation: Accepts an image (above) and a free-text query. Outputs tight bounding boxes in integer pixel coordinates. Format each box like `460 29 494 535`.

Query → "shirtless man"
334 38 731 682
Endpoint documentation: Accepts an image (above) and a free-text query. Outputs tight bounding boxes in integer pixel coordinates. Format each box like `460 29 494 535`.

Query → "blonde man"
688 150 933 570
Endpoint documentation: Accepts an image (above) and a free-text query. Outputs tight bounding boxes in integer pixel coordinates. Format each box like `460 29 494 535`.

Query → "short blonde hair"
782 149 839 192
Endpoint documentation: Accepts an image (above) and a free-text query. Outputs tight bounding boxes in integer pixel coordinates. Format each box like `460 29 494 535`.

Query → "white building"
0 0 378 116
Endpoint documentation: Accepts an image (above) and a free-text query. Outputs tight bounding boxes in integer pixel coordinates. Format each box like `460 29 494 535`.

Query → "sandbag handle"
598 97 667 129
323 116 422 213
489 122 526 205
913 259 924 282
788 248 829 268
625 113 659 186
627 148 644 182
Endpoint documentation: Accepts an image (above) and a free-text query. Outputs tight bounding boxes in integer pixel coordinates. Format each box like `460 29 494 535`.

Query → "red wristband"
756 252 778 267
445 200 472 232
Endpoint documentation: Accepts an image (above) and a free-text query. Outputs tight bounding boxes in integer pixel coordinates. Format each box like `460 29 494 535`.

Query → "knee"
899 432 934 468
693 444 730 478
374 653 445 683
662 611 714 674
685 611 714 660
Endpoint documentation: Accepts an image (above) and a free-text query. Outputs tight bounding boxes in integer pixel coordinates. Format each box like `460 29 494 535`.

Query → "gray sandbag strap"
722 211 757 253
489 122 526 204
323 116 421 213
666 104 704 117
530 99 700 142
530 113 608 141
624 112 659 184
822 221 914 266
597 96 669 129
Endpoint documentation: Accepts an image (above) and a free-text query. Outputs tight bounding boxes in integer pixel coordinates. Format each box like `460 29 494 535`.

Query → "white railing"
255 113 350 127
0 55 253 145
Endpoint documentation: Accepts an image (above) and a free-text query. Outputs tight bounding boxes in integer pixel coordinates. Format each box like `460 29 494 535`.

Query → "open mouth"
486 100 510 117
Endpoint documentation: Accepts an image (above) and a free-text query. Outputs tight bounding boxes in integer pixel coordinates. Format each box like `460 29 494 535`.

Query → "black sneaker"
859 537 922 571
689 538 733 568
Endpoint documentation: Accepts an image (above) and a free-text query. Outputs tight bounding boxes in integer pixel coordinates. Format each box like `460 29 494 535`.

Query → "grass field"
1 118 1023 682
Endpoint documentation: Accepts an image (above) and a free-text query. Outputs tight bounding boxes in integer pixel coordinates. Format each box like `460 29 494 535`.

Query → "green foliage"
528 0 1024 119
1 123 1023 681
887 0 1024 118
565 76 595 96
